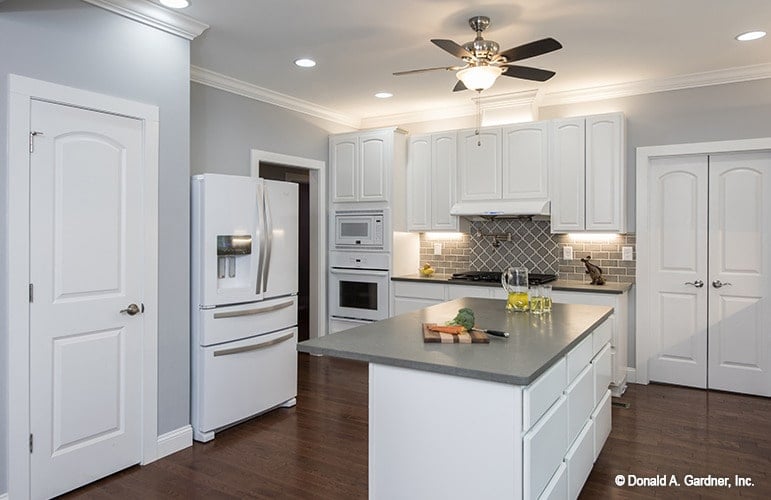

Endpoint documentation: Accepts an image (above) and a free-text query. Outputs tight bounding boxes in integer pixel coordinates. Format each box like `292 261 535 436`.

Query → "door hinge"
29 283 34 303
29 131 43 153
29 433 33 453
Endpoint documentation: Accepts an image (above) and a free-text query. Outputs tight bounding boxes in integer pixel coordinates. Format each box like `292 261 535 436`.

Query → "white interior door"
647 155 709 388
29 100 144 498
708 152 771 396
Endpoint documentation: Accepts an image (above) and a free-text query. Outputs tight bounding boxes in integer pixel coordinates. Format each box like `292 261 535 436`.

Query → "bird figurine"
581 256 606 285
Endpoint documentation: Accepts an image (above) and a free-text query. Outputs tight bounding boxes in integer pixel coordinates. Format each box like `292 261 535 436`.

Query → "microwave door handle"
263 187 273 293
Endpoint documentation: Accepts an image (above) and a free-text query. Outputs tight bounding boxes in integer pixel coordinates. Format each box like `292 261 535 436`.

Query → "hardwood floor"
63 354 771 499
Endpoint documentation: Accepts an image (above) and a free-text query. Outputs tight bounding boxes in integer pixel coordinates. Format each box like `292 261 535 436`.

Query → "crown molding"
190 66 362 129
82 0 209 40
542 63 771 106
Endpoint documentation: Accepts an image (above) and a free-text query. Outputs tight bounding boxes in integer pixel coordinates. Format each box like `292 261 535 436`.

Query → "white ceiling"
182 0 771 123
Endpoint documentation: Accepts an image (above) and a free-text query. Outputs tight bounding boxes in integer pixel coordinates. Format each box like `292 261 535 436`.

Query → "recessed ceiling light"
736 30 766 41
159 0 190 8
374 92 393 99
294 58 316 68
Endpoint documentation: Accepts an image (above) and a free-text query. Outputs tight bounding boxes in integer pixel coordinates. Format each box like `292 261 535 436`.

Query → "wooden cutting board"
422 323 489 344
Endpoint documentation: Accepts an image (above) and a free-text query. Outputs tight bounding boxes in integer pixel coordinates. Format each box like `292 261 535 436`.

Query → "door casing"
636 137 771 385
7 74 160 499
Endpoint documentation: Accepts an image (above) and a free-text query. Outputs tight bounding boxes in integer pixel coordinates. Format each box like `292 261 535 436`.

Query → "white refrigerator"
191 173 299 442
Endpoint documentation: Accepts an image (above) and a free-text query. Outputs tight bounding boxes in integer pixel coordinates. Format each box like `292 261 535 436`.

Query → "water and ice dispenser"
217 234 252 280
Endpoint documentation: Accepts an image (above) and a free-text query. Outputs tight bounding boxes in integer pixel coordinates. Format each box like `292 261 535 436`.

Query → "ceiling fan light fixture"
736 30 766 41
457 65 503 91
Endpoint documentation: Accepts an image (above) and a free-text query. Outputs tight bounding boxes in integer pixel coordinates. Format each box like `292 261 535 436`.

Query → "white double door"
648 151 771 396
29 100 145 498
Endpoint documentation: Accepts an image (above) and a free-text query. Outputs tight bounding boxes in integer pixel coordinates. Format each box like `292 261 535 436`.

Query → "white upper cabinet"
458 128 501 201
330 128 399 204
406 132 459 231
502 121 549 201
550 112 626 233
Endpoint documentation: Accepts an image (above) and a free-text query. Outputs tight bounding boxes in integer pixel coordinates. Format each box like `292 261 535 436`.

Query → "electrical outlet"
622 246 634 261
563 246 573 260
433 243 442 255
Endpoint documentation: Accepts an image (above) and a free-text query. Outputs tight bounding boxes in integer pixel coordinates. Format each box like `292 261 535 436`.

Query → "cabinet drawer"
446 284 491 299
393 297 443 316
524 396 568 500
593 344 612 406
393 281 446 300
565 420 594 500
592 389 612 462
592 317 612 355
538 462 567 500
523 358 567 430
566 363 594 448
566 335 593 384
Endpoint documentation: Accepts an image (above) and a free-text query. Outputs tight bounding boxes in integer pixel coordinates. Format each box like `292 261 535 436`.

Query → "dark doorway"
259 163 310 342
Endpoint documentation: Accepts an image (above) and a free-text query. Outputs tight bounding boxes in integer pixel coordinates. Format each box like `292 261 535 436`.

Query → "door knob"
684 280 704 288
712 280 732 289
120 303 141 316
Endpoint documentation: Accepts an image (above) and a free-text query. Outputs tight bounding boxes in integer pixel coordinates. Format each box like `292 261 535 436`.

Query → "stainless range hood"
450 200 550 220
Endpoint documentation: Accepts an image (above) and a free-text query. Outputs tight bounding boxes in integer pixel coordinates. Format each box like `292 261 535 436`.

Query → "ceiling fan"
394 16 562 92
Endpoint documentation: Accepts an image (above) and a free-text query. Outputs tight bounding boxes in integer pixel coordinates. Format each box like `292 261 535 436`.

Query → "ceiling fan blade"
502 65 556 82
431 39 474 59
498 37 562 63
393 65 462 76
453 80 467 92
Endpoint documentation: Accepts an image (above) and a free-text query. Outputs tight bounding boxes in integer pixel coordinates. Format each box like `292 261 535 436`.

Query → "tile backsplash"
419 219 636 283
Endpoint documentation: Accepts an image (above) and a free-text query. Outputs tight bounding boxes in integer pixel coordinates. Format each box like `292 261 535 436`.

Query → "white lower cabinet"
565 420 595 500
539 463 567 500
593 344 612 406
592 390 612 462
566 364 594 446
524 396 568 500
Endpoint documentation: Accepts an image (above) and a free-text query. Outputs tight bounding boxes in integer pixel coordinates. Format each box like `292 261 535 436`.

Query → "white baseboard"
626 367 637 384
156 425 193 460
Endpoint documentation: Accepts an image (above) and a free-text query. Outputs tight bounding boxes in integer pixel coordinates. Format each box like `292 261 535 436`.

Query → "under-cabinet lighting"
567 233 620 242
423 232 465 240
736 30 766 41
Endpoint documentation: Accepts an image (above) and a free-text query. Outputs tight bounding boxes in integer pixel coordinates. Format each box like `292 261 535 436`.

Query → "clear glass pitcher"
501 266 529 312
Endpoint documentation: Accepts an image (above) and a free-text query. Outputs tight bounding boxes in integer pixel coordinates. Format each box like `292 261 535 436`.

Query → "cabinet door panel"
407 135 431 230
502 122 549 201
458 128 501 201
360 134 388 201
586 113 625 231
550 118 585 232
431 133 458 230
331 137 357 202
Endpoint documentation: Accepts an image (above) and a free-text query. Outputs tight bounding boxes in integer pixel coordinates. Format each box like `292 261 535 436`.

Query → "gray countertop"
298 298 613 385
392 274 633 294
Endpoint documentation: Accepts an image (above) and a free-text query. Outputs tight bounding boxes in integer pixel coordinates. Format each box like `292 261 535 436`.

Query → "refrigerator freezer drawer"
197 296 298 346
193 327 298 436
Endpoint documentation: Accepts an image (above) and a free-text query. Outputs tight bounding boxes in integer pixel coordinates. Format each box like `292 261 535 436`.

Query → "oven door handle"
330 268 389 277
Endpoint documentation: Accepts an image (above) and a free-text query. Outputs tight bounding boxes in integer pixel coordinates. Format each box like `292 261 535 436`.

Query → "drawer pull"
213 332 294 357
213 300 294 319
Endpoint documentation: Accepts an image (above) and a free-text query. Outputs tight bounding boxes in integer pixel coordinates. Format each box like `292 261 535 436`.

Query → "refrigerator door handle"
255 182 266 294
212 332 294 357
212 299 294 319
263 187 273 293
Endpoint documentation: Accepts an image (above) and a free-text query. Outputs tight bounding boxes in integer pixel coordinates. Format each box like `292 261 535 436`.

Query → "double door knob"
683 280 732 289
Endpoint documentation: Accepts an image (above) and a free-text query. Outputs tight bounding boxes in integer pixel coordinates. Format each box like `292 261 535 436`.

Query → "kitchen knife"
472 328 510 338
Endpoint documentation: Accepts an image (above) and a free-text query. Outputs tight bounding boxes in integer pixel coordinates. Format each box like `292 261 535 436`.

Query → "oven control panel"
330 251 390 270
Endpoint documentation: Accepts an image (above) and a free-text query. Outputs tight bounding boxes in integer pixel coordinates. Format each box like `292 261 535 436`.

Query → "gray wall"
0 1 191 493
190 82 353 175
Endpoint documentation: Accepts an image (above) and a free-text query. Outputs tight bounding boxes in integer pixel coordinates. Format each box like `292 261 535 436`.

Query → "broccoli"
446 307 475 330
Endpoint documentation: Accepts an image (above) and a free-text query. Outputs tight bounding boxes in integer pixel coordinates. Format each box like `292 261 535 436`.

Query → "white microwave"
334 210 385 249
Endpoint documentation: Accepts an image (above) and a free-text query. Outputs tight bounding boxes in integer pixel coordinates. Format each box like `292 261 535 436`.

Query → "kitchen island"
298 298 614 500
